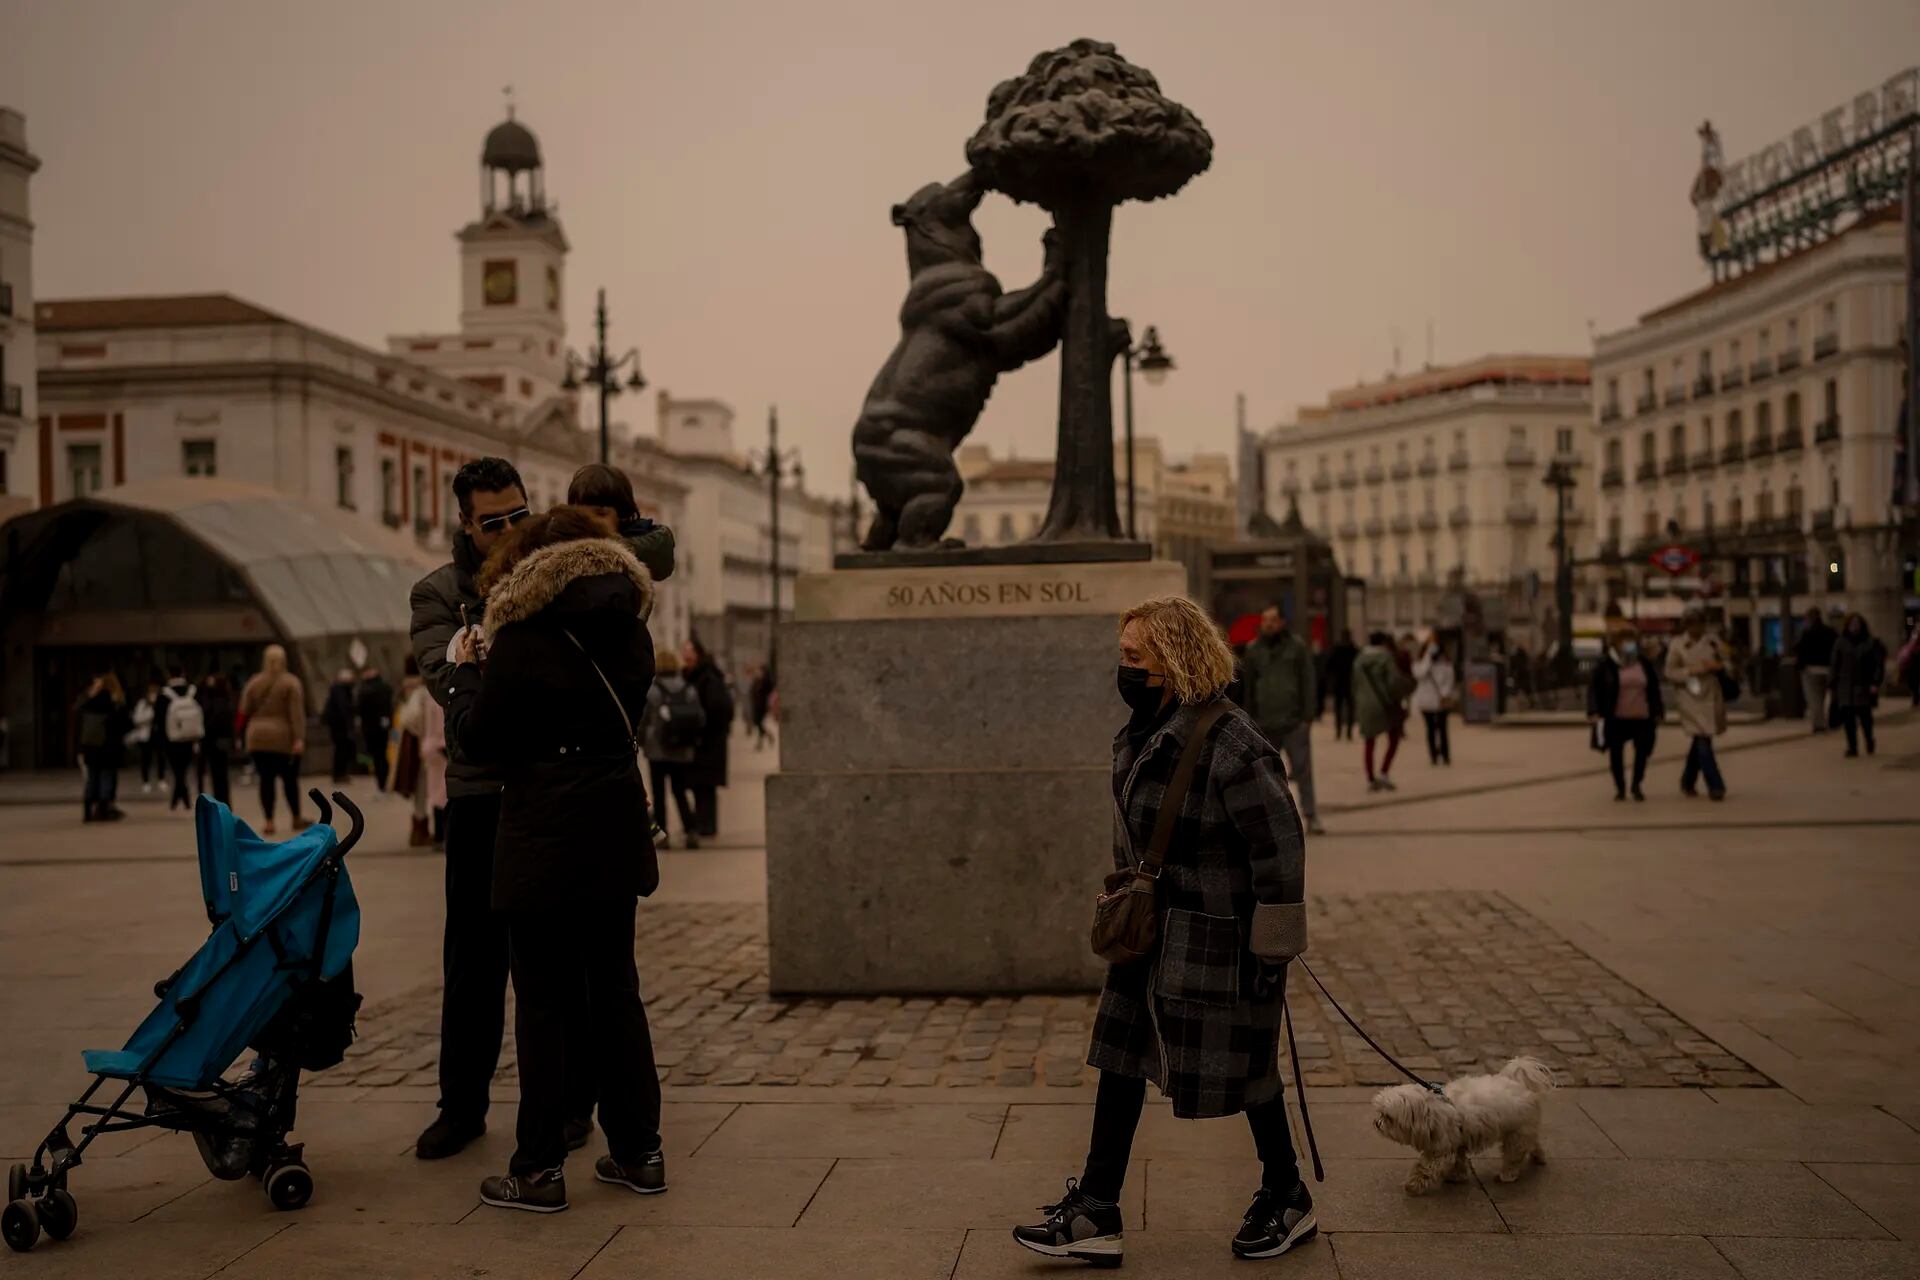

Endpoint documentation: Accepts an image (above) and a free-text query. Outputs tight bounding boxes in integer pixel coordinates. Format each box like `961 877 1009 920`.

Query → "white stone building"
1257 355 1593 646
0 107 39 524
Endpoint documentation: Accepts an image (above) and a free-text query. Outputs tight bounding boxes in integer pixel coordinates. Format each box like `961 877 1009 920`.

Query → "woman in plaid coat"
1014 596 1313 1268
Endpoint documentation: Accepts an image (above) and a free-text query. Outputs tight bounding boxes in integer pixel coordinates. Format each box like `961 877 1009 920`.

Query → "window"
1424 546 1436 573
1700 416 1713 452
1828 468 1840 506
1728 493 1743 529
1605 377 1619 411
1639 431 1655 463
1369 494 1381 518
1754 400 1772 441
1698 350 1712 377
1726 409 1743 445
1395 441 1408 462
1509 425 1527 446
1756 482 1773 521
381 458 398 523
1784 392 1801 431
1452 429 1465 451
1641 369 1655 397
1508 476 1527 502
1370 550 1382 577
335 446 355 509
1729 337 1742 365
1786 316 1799 347
1422 484 1435 514
68 443 103 497
1701 495 1714 532
1823 378 1838 419
996 513 1015 542
1606 513 1622 546
182 439 217 477
1820 300 1837 335
1397 550 1409 576
1643 508 1659 538
1555 426 1573 454
1422 435 1434 458
1668 424 1685 460
412 465 430 530
1605 439 1622 469
962 513 981 542
1786 483 1803 518
1027 512 1041 535
1757 327 1771 357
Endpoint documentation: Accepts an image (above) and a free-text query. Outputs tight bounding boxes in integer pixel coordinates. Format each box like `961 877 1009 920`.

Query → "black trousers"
1421 710 1450 763
438 791 595 1126
1838 706 1875 754
1605 717 1656 795
364 729 390 790
1081 1070 1299 1203
165 742 196 809
196 743 231 806
252 751 301 822
1331 689 1355 739
507 900 661 1175
692 782 720 838
648 761 697 840
330 730 356 782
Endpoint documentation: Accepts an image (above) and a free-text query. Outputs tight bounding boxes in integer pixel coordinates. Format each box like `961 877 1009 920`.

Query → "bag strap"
1138 700 1231 876
562 629 637 747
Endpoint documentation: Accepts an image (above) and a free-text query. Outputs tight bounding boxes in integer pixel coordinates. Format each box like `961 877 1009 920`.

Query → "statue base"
834 539 1151 570
766 558 1186 994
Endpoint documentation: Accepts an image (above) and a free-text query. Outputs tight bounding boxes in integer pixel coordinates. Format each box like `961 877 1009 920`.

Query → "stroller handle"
307 789 333 829
329 790 366 855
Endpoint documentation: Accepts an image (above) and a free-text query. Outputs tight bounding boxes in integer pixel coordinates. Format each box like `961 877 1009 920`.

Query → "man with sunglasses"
407 456 674 1160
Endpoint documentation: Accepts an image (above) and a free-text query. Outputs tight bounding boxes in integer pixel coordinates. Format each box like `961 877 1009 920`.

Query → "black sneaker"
565 1116 594 1152
479 1165 568 1213
1012 1179 1123 1268
415 1114 485 1160
1232 1182 1317 1259
595 1150 667 1195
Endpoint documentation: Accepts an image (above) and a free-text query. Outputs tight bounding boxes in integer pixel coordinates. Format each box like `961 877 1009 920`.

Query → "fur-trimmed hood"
482 537 654 637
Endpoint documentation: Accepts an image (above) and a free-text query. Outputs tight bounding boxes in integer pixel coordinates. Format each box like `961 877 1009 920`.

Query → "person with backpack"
76 671 131 823
642 646 705 849
1353 631 1415 791
156 666 206 811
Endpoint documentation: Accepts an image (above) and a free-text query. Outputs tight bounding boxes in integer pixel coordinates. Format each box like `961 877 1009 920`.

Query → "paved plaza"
2 715 1917 1278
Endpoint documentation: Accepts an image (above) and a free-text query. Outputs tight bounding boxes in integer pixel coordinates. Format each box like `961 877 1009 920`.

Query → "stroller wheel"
263 1163 312 1211
2 1199 39 1252
38 1190 77 1241
6 1164 24 1202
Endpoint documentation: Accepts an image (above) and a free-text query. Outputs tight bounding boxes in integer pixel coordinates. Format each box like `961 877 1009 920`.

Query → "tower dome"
482 116 541 173
479 105 546 216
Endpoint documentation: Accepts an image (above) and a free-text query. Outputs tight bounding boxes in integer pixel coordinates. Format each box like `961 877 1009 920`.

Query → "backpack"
165 689 206 743
658 685 706 752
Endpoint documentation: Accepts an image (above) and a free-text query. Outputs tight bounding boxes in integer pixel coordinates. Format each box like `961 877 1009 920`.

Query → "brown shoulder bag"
1091 701 1230 965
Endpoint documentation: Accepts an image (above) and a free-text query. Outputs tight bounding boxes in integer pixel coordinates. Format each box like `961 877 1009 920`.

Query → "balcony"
1448 506 1471 528
1363 464 1385 485
1417 510 1440 532
1389 460 1412 481
0 281 12 317
1363 515 1385 537
1310 472 1332 492
1690 450 1716 473
1599 403 1622 424
1719 369 1745 391
1663 386 1688 407
1390 513 1413 535
1634 460 1658 482
1746 514 1801 537
1337 469 1358 489
1662 456 1688 477
1778 425 1804 452
1813 332 1839 360
1777 348 1802 372
1748 435 1775 458
1447 450 1471 472
1416 455 1438 477
1749 357 1774 382
1506 501 1539 525
1504 443 1536 467
1814 417 1840 444
1721 441 1747 464
1811 508 1836 533
1692 375 1714 399
1600 466 1624 489
1634 392 1657 415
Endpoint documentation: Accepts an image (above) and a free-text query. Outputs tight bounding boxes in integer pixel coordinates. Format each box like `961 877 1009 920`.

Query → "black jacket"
355 675 393 735
77 692 130 766
1831 631 1886 709
199 683 237 749
1587 652 1665 722
1794 620 1837 669
323 681 356 738
685 659 734 786
446 537 659 912
1325 640 1358 693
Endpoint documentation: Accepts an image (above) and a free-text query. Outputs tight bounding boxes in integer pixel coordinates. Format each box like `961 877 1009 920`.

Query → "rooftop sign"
1692 67 1917 278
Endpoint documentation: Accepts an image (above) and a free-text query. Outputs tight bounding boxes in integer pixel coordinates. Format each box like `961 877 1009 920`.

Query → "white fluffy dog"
1371 1057 1555 1194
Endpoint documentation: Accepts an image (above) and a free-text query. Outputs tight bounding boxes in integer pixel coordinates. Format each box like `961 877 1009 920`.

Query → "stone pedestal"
766 558 1187 994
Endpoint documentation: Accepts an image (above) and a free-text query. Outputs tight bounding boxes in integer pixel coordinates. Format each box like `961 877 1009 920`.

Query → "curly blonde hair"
1118 596 1236 705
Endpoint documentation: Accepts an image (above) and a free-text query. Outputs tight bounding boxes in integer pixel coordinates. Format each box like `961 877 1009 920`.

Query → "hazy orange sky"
2 0 1913 495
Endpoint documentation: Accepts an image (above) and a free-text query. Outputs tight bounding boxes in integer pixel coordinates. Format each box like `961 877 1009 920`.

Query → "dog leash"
1280 987 1325 1183
1296 957 1449 1097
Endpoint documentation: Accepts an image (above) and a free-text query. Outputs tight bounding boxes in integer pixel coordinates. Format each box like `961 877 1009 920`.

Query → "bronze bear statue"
852 171 1066 551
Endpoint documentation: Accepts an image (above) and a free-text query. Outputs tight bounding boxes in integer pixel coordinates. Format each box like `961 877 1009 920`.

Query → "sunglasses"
475 507 531 534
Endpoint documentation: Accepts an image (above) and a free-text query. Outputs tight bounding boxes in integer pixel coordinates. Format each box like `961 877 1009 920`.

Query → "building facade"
0 107 39 524
1258 355 1592 648
950 437 1236 588
1593 73 1916 653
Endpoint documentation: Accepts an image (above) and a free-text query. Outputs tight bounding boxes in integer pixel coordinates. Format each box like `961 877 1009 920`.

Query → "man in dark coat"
356 666 394 791
323 670 358 782
1325 629 1358 739
681 639 733 839
1240 604 1323 835
1793 607 1837 734
407 456 675 1161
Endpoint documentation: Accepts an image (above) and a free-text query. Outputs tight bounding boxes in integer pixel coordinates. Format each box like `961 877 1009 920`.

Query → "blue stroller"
4 789 365 1253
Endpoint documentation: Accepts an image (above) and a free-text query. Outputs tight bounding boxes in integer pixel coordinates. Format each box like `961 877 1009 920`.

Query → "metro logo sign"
1649 544 1701 576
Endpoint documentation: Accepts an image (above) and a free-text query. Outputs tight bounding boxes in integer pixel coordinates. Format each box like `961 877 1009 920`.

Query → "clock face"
546 265 560 312
483 260 517 306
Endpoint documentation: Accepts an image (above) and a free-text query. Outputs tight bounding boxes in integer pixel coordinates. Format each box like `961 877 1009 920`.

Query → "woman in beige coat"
1664 607 1728 800
240 643 308 832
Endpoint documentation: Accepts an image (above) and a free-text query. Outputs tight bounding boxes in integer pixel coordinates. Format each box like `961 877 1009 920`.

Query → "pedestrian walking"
1665 607 1729 800
748 665 775 750
1587 627 1663 801
446 506 665 1214
1831 613 1886 758
130 680 160 793
1239 604 1324 835
356 665 394 792
156 666 205 812
1793 607 1837 734
195 672 236 807
1411 633 1456 766
682 639 733 840
323 669 358 783
642 646 704 849
76 671 130 823
394 657 435 846
1015 595 1311 1267
1353 630 1413 791
240 644 308 833
1326 629 1357 740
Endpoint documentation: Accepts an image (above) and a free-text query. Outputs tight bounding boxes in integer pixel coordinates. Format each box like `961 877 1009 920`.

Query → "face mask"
1116 664 1164 712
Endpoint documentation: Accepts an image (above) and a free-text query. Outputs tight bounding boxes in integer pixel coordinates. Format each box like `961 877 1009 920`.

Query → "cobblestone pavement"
327 891 1766 1091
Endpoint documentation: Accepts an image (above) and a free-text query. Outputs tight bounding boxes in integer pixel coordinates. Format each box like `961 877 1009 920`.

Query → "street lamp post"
1117 322 1175 540
753 406 806 660
561 287 647 464
1542 459 1578 687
